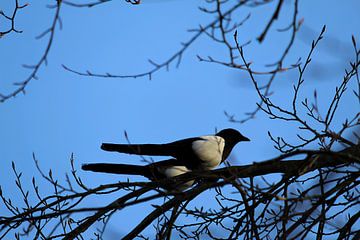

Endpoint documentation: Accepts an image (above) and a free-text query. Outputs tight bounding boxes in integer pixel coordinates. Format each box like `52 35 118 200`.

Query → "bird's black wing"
101 143 173 156
101 137 202 157
82 159 194 191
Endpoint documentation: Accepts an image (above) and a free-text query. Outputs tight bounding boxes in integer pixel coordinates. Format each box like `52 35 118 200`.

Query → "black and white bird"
100 128 250 171
82 159 194 191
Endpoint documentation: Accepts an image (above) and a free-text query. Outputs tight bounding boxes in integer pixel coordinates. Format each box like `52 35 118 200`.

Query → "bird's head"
216 128 250 143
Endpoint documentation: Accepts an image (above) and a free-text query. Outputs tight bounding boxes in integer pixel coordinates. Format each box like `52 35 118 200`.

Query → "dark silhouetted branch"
0 1 62 103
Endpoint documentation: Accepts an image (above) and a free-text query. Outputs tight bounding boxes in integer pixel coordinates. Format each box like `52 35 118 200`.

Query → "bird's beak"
242 136 250 142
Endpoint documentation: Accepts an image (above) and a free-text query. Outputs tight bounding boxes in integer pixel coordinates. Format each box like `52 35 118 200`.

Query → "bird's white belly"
164 166 194 190
192 136 225 170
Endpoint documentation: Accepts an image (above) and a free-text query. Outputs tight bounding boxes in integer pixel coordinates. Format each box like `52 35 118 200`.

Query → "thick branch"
175 145 360 182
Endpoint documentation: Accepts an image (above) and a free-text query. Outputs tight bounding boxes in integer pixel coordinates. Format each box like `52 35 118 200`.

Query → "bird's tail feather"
82 163 150 177
101 143 174 156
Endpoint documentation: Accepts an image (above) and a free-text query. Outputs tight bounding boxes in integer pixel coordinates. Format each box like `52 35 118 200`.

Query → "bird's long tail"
82 163 150 178
101 143 174 156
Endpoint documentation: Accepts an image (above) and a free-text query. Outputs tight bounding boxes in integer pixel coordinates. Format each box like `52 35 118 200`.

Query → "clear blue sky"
1 0 359 238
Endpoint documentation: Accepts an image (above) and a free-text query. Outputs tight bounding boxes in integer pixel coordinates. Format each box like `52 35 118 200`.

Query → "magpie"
100 128 250 171
82 159 194 191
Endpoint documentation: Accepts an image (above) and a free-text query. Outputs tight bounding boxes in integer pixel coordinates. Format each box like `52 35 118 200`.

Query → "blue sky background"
1 0 359 238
